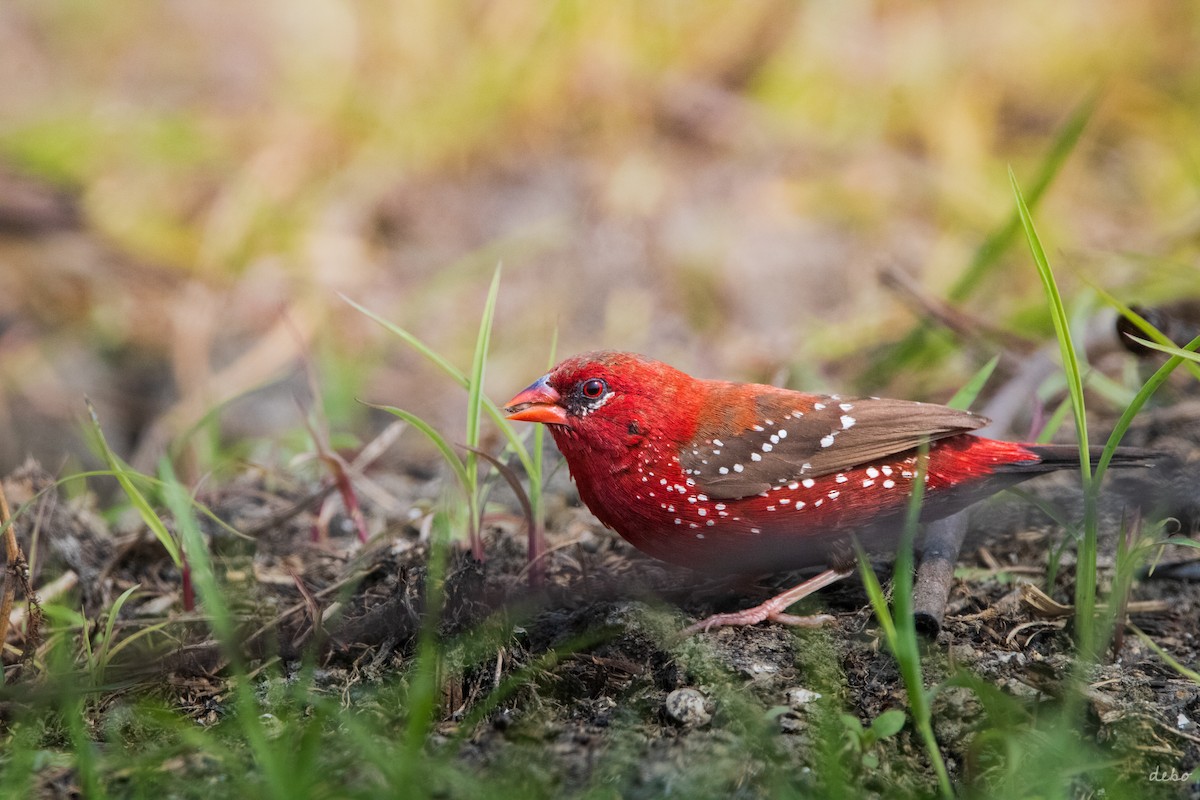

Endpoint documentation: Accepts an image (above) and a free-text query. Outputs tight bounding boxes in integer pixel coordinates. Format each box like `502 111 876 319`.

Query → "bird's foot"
683 609 835 635
682 567 851 635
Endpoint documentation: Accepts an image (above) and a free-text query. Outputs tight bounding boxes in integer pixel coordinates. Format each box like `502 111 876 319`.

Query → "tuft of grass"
361 266 502 560
347 265 551 583
1014 170 1200 663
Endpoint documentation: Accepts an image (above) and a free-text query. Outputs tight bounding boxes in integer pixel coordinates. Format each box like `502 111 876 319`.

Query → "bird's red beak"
504 376 568 425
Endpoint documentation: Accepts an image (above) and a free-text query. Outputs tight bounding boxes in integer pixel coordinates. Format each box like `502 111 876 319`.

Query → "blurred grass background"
0 0 1198 473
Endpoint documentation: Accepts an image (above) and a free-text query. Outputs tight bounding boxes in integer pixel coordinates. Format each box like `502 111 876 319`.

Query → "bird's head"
503 351 697 458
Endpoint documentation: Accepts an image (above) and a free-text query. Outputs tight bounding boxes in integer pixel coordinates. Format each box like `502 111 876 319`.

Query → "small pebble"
785 687 822 708
778 712 805 734
664 688 712 727
1178 712 1195 732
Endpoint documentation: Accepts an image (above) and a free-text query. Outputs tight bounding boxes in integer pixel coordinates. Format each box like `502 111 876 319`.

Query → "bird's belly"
578 448 1018 575
581 462 923 573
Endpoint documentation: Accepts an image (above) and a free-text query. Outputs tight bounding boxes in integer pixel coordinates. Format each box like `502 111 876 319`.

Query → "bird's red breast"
503 351 1077 574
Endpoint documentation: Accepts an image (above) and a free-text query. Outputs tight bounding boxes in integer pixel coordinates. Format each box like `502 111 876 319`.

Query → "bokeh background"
1 0 1198 476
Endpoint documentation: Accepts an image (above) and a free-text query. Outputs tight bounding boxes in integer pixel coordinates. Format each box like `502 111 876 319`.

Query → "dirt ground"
6 387 1200 798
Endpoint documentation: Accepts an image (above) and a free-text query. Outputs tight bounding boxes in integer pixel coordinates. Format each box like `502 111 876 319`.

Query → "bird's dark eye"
581 378 607 399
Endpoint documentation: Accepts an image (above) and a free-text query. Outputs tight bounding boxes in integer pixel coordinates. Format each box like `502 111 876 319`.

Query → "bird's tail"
995 444 1157 474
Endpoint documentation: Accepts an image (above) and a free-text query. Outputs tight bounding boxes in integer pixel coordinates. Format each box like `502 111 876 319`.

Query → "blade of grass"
463 264 503 559
85 401 182 567
855 442 952 799
1010 167 1099 657
527 328 558 585
341 293 537 478
368 405 470 492
94 584 139 683
947 354 1000 410
1094 333 1200 484
1034 395 1072 443
397 507 452 790
1122 335 1200 366
1085 281 1200 383
160 460 293 799
1129 623 1200 684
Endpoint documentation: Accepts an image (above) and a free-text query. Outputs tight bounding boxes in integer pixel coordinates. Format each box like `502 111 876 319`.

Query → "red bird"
504 351 1146 633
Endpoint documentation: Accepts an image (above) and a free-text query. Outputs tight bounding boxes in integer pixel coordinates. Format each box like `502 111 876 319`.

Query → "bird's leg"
683 568 852 635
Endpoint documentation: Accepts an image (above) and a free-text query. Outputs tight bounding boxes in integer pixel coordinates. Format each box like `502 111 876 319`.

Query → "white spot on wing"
820 434 835 448
840 415 856 429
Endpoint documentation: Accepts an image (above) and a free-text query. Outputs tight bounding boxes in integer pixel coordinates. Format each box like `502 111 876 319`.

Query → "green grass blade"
1035 395 1073 443
1095 333 1200 484
341 293 466 385
102 619 173 663
467 264 502 456
369 404 471 492
1086 281 1200 383
855 444 952 798
463 264 503 555
527 328 558 579
344 292 539 479
85 400 182 567
95 584 139 682
1129 624 1200 684
947 354 1000 410
1010 167 1099 657
398 508 452 788
1009 169 1090 477
1124 335 1200 366
160 460 293 798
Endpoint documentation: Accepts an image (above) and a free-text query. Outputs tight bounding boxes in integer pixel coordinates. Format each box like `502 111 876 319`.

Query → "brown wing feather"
679 385 988 500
